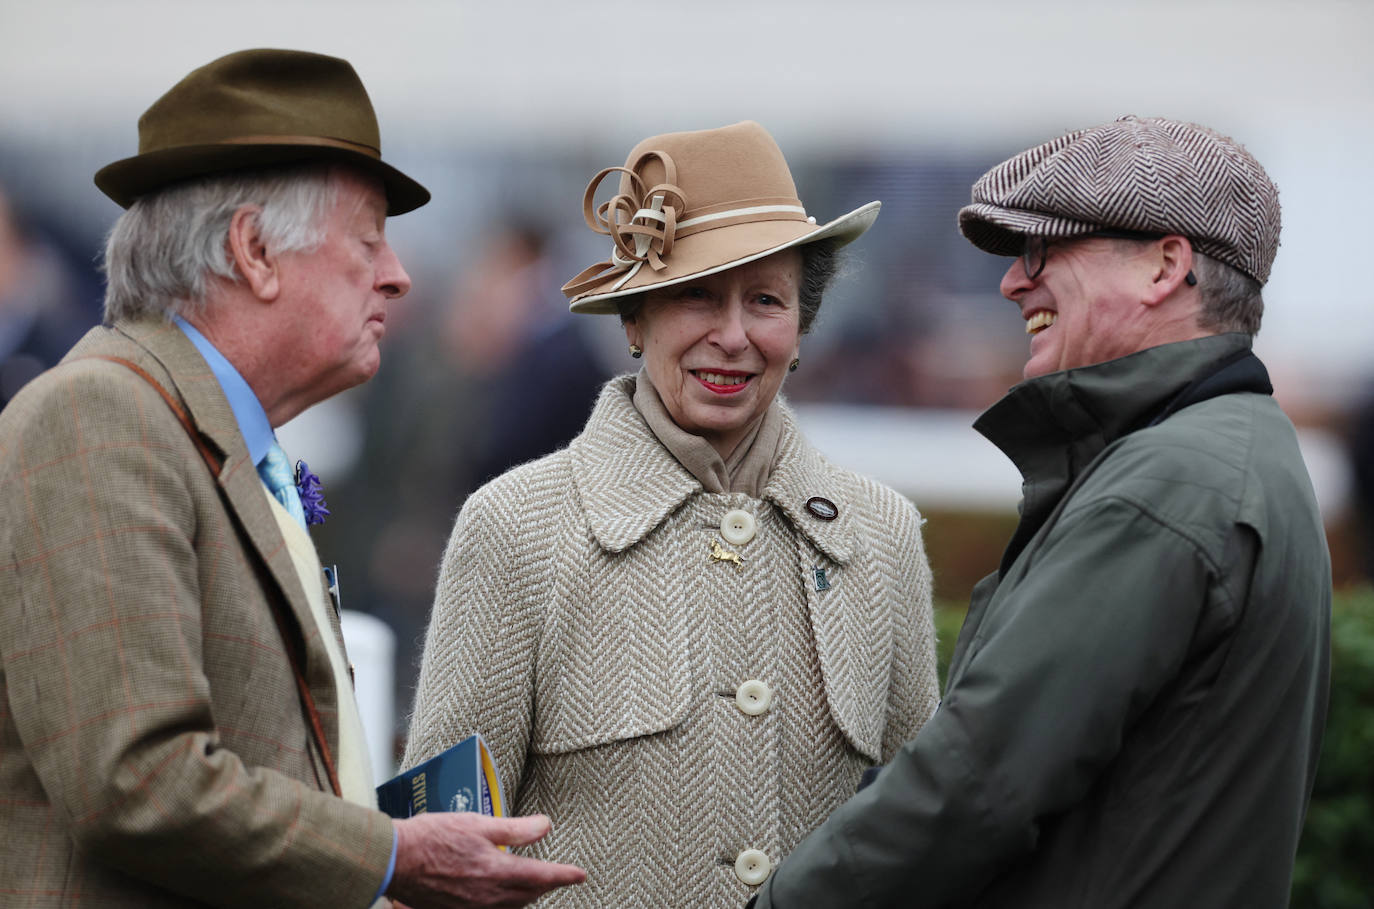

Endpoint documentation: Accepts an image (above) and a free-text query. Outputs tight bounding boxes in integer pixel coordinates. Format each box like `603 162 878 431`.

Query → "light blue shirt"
172 316 398 898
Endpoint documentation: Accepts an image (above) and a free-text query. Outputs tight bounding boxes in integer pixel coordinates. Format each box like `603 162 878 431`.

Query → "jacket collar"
974 333 1259 484
571 376 858 563
115 317 245 464
973 333 1265 575
171 315 275 465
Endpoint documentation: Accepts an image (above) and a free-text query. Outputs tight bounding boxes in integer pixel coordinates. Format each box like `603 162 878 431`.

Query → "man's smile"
1025 310 1057 335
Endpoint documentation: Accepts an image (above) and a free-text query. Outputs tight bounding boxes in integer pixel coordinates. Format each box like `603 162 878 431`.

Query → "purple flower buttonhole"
295 460 331 526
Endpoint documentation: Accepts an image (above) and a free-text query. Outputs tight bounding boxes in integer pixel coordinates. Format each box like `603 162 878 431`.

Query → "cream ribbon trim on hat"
676 203 807 231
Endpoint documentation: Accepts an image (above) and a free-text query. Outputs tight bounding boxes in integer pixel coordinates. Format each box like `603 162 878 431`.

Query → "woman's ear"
226 205 280 301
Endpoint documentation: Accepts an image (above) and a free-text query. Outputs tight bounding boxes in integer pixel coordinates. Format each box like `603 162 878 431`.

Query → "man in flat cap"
751 116 1330 908
0 49 584 907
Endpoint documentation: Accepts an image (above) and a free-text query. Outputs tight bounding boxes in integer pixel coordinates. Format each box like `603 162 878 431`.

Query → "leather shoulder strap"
88 354 224 474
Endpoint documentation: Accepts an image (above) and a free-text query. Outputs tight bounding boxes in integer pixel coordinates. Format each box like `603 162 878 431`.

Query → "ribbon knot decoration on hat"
563 151 689 295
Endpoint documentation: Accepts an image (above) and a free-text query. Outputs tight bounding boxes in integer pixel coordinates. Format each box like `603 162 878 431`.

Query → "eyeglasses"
1019 229 1175 281
1020 236 1050 280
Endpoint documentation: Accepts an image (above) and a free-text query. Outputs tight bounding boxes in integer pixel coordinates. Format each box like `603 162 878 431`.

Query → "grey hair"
101 164 340 324
1192 250 1264 336
616 240 842 335
796 240 840 334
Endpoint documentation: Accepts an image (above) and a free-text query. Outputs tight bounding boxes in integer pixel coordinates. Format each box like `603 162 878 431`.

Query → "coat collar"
571 375 858 563
171 315 275 464
973 333 1264 576
973 333 1258 486
116 317 243 464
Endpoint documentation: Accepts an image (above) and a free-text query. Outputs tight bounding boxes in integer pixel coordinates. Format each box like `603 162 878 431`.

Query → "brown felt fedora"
563 121 879 313
95 48 429 215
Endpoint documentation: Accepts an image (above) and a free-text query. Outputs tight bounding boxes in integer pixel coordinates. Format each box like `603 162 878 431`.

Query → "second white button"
735 679 773 716
720 509 756 545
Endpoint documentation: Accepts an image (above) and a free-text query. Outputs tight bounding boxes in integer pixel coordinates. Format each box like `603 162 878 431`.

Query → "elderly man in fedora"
749 116 1331 908
0 49 584 907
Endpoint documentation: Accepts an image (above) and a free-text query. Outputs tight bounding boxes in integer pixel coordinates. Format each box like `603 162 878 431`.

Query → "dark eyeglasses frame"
1020 229 1197 286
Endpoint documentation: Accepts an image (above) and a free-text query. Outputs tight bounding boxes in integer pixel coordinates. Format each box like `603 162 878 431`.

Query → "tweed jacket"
405 374 940 907
0 318 395 907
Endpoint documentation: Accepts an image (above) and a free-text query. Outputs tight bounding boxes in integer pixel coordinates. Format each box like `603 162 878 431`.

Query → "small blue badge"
814 567 831 591
324 564 342 616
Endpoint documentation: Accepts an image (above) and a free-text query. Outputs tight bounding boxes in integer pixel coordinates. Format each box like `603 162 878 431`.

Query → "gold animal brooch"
709 538 745 570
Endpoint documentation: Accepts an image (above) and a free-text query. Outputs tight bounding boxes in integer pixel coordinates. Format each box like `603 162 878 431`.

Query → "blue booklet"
376 733 506 819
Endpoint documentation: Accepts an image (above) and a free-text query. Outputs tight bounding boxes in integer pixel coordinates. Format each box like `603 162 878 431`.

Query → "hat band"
674 203 807 237
196 133 383 158
562 203 813 298
609 203 808 290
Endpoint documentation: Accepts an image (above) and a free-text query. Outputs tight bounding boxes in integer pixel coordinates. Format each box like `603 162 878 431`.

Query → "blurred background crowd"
3 1 1372 903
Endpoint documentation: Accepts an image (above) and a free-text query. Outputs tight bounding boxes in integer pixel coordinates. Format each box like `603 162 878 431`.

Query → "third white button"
735 679 773 716
734 849 772 885
730 851 774 884
720 509 756 545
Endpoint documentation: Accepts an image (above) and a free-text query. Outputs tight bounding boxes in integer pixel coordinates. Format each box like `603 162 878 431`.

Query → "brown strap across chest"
80 354 344 798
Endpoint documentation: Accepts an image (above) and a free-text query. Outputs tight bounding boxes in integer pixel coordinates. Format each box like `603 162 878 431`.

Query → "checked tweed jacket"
405 375 940 907
0 318 394 907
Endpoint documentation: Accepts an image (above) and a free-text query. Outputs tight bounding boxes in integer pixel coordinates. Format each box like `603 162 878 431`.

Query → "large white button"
735 849 772 885
720 509 756 545
735 679 773 716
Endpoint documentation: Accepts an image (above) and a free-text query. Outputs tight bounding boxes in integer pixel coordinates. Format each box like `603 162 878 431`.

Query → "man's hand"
387 813 586 908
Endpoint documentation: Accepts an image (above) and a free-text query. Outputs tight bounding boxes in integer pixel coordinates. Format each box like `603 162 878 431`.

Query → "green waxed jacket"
753 333 1331 908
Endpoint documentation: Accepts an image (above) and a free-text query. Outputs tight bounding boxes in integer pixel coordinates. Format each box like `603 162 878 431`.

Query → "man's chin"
319 358 381 403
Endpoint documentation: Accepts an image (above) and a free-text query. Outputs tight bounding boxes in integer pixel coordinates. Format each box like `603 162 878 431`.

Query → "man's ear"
1144 235 1196 306
226 205 280 301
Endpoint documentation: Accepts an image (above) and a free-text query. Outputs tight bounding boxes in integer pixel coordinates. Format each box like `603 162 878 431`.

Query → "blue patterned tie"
258 442 307 531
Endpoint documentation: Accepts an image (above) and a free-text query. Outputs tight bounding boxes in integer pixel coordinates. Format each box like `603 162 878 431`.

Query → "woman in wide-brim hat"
404 121 940 907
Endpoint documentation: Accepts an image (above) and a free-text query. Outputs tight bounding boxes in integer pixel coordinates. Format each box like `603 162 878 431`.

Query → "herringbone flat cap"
959 115 1280 284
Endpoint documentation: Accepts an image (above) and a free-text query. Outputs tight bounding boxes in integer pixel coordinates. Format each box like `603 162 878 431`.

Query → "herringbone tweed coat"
0 318 394 907
405 374 940 907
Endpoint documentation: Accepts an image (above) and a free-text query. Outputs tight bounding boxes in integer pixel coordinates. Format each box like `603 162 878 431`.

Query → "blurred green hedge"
932 602 967 686
1292 586 1374 909
932 587 1372 907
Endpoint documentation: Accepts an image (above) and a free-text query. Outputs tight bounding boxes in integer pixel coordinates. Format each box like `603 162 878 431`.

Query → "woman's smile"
693 369 753 392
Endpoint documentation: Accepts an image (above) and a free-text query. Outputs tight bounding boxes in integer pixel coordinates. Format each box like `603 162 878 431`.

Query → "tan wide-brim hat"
95 48 429 216
563 121 879 313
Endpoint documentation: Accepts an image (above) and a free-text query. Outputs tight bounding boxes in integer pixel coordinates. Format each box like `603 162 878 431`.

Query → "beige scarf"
632 371 784 498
